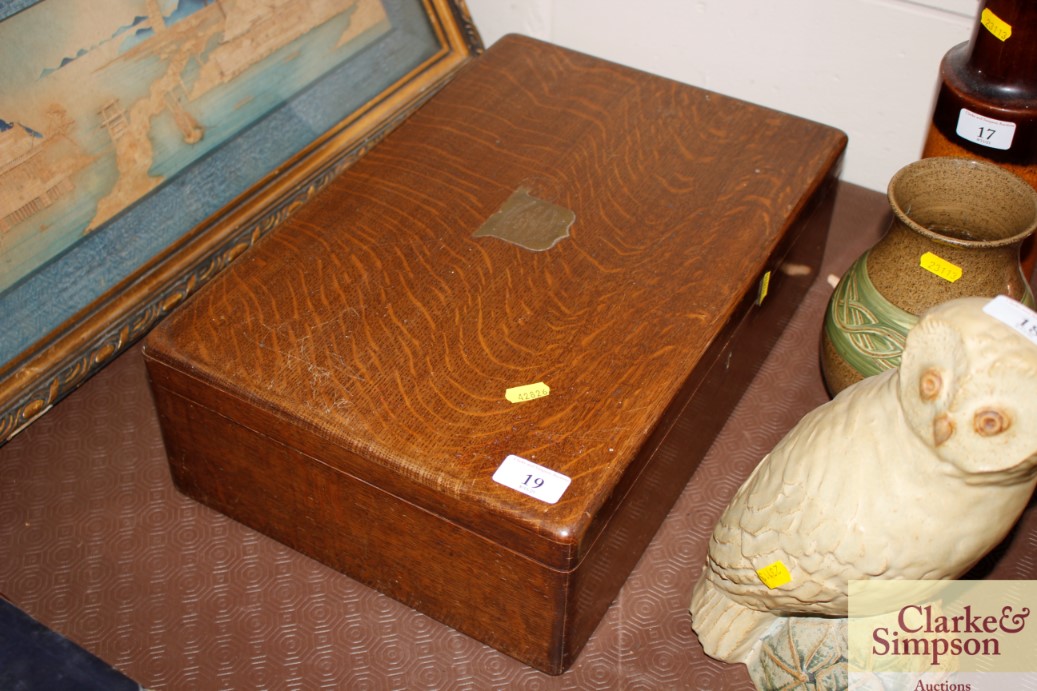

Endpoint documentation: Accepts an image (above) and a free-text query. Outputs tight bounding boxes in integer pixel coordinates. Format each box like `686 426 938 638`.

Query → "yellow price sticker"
757 560 792 589
919 251 962 283
756 270 772 306
505 382 550 403
981 8 1012 42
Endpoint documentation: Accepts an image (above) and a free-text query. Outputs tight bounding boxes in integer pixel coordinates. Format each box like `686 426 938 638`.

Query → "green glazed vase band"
825 252 916 378
826 251 1036 378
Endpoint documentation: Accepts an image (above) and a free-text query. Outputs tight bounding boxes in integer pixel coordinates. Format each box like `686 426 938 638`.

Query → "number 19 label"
492 454 571 504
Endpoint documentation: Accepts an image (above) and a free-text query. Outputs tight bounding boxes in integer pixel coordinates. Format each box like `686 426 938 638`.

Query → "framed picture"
0 0 481 443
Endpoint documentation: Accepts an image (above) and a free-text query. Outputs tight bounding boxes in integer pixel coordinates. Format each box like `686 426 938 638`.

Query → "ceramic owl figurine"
690 296 1037 666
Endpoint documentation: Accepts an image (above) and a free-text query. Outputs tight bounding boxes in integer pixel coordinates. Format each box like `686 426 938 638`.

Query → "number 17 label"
492 454 571 504
956 108 1016 151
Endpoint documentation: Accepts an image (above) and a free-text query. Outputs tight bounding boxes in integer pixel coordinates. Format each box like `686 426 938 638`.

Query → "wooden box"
143 35 846 674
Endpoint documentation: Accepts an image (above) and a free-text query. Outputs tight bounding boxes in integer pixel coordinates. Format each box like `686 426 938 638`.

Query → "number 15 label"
956 108 1016 151
492 454 571 504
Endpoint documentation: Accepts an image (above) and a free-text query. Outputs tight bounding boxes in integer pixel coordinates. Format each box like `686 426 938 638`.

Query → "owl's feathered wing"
691 297 1037 664
691 369 914 661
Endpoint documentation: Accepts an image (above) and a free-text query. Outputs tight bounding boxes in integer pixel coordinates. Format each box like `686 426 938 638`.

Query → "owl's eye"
974 408 1010 437
919 369 942 401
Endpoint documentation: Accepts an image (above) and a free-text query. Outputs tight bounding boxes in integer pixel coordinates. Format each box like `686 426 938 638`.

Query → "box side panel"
561 168 840 667
142 343 580 572
146 376 571 674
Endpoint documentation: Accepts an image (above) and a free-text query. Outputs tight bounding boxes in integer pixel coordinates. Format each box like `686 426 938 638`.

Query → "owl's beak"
933 414 954 446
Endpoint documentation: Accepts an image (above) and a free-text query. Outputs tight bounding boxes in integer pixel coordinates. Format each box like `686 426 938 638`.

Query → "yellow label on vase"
756 560 792 589
981 8 1012 42
920 252 962 283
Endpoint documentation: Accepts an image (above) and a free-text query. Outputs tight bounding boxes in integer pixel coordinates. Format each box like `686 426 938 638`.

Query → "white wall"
465 0 979 193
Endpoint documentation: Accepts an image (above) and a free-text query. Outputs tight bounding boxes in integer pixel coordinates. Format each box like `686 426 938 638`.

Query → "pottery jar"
821 157 1037 395
922 0 1037 276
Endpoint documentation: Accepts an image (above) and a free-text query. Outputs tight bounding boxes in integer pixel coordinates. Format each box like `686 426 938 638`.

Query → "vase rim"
888 157 1037 248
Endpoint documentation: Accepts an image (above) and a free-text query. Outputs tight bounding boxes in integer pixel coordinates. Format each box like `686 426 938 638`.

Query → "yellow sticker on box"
757 561 791 589
920 251 962 283
505 382 550 403
981 8 1012 42
756 270 771 306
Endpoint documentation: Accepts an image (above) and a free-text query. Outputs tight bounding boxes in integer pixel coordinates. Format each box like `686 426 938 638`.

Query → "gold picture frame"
0 0 482 443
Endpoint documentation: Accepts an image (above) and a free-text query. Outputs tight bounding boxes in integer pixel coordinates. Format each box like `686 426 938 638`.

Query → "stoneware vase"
922 0 1037 275
821 157 1037 394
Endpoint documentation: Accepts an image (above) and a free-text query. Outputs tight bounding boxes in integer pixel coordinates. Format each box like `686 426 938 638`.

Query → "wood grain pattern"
144 35 846 673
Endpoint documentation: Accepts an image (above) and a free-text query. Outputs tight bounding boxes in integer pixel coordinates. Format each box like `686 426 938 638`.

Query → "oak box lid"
144 35 847 572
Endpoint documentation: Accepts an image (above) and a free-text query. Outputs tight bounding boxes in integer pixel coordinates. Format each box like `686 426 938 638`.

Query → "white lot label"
492 454 571 504
983 295 1037 347
956 108 1016 150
